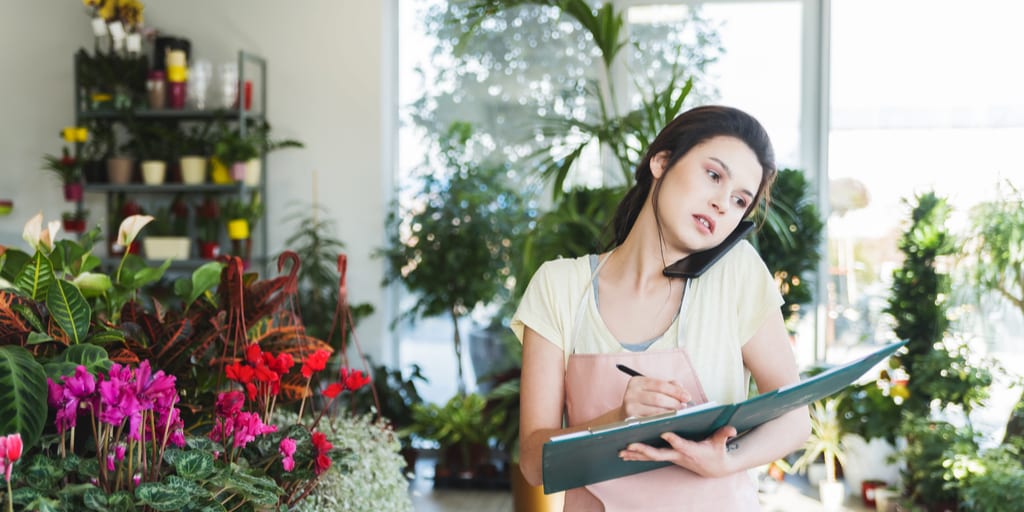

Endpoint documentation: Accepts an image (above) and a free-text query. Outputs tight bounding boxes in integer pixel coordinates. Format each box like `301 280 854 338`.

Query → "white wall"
0 1 396 364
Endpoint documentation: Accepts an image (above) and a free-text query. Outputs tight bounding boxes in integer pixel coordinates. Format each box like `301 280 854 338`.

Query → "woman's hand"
617 425 739 478
620 377 691 419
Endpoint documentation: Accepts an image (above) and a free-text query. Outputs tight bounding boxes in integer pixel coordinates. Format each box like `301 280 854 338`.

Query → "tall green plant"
962 181 1024 442
885 192 991 417
379 123 532 394
750 168 824 328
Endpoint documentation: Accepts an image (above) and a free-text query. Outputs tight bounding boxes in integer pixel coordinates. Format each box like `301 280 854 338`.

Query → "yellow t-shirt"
511 240 783 404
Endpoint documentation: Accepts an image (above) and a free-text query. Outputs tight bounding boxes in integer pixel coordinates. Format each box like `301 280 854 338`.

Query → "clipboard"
541 340 907 494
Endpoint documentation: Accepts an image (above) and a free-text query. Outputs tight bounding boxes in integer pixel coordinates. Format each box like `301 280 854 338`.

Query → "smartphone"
662 220 755 278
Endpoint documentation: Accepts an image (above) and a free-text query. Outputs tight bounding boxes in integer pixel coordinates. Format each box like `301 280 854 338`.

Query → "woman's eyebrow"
710 157 754 199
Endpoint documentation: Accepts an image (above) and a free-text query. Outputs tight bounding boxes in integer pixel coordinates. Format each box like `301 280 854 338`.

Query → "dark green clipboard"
541 341 907 494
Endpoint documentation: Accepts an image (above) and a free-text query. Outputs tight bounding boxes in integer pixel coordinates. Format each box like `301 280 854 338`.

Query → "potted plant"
42 147 84 201
194 195 222 259
212 127 259 183
403 392 505 483
123 121 176 185
61 209 89 234
178 123 215 185
379 122 531 394
143 194 191 260
835 372 904 504
221 189 263 266
790 397 848 512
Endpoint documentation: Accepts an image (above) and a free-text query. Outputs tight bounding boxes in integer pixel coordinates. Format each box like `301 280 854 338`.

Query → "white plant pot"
807 462 827 487
243 158 262 186
818 480 846 512
144 237 191 260
841 434 900 497
874 487 900 512
141 160 167 185
180 156 207 184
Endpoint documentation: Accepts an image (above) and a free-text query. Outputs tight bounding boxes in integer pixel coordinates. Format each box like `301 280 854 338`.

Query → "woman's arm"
618 307 810 476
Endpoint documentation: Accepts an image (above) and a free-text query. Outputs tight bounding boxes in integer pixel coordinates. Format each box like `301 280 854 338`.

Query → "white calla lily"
22 212 43 249
117 214 154 247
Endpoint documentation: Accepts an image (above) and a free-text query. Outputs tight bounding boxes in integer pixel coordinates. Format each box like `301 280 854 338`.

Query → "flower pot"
210 157 233 184
63 217 87 233
862 480 887 508
841 434 900 499
227 219 250 240
511 462 563 512
180 156 207 184
243 158 261 186
63 183 83 202
141 160 167 185
818 480 846 512
0 199 13 216
231 161 247 181
198 240 220 259
107 157 134 184
874 487 900 512
143 236 191 260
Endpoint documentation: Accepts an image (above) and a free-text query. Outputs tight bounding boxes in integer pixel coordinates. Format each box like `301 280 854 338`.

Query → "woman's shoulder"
702 239 770 281
534 254 593 284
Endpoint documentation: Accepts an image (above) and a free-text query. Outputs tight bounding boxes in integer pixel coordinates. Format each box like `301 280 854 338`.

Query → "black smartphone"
662 220 755 278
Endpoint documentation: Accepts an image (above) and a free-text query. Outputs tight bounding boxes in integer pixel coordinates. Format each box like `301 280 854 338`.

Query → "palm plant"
790 398 846 484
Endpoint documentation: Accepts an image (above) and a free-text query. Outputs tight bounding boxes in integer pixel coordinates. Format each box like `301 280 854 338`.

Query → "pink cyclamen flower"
0 433 23 482
279 438 297 472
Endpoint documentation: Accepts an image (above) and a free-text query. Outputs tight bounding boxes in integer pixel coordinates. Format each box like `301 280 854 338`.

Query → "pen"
616 364 643 377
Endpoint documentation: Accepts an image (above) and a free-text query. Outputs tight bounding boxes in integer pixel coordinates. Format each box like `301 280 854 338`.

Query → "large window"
825 0 1024 362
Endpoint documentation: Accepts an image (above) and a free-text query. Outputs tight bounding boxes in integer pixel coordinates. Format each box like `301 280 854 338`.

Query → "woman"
512 105 811 511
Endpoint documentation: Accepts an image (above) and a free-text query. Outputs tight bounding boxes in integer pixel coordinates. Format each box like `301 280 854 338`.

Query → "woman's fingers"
622 377 692 417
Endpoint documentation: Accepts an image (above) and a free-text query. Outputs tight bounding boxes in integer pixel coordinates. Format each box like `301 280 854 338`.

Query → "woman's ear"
650 150 672 179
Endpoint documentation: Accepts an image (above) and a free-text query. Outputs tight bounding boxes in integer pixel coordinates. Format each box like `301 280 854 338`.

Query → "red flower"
341 368 370 392
315 454 332 475
245 344 263 365
267 353 294 376
323 382 345 399
225 362 254 384
301 350 331 379
311 430 333 475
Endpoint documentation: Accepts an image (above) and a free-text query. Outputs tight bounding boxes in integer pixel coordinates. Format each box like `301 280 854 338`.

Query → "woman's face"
651 135 762 254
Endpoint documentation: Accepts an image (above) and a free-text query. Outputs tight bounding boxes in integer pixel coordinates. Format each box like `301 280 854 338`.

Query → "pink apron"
561 254 759 511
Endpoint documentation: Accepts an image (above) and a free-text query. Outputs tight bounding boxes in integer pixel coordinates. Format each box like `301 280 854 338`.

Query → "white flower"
22 212 61 252
117 214 154 248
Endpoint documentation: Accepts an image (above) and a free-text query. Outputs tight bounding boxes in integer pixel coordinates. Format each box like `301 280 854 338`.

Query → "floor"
408 455 874 512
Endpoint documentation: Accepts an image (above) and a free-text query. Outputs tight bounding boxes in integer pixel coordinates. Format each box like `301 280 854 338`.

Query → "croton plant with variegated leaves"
0 213 374 511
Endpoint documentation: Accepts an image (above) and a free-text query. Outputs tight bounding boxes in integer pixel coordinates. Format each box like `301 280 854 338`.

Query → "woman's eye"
706 169 720 182
733 197 748 209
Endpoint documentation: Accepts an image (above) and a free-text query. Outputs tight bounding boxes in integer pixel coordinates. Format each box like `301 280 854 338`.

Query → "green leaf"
22 454 65 490
79 457 100 478
25 496 61 512
0 345 48 449
133 259 173 288
57 343 111 373
83 486 109 511
107 491 137 512
135 481 193 511
0 248 30 282
223 466 283 505
43 361 80 382
181 261 225 309
46 279 92 344
12 303 45 333
11 487 43 507
26 332 56 345
173 450 216 480
15 251 55 301
84 327 126 346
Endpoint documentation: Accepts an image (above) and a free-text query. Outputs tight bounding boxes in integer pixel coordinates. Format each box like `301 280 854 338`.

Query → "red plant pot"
198 241 221 259
63 218 87 233
862 480 887 508
109 238 142 257
64 183 84 202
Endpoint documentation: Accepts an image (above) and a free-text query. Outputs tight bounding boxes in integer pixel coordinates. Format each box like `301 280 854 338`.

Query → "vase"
141 160 167 185
210 157 233 184
841 434 900 499
107 157 134 184
243 158 261 186
180 156 207 184
0 199 11 216
63 183 83 202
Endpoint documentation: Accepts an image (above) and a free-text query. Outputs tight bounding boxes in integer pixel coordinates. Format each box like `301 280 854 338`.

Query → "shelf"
76 108 265 122
84 183 245 193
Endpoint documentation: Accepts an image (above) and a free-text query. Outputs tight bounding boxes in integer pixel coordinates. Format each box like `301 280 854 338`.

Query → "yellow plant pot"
210 157 233 184
227 219 250 240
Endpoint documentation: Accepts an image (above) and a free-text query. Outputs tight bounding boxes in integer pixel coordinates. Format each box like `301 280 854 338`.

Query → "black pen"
616 364 643 377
